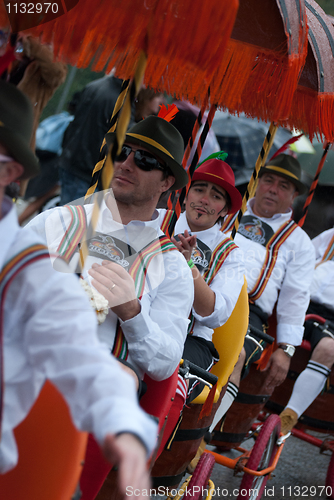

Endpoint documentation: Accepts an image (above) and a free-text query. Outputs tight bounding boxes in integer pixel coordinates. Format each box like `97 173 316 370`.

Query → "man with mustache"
159 152 244 404
211 154 316 434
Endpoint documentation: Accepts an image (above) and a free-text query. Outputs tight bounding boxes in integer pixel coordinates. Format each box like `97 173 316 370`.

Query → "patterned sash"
160 210 175 238
188 237 238 334
220 212 238 233
57 205 87 262
160 208 239 334
55 205 178 360
317 233 334 267
248 220 298 302
112 235 177 359
0 244 50 438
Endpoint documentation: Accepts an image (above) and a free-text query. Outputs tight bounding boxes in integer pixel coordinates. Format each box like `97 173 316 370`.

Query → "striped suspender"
248 220 298 302
188 238 238 334
160 210 239 335
0 245 50 439
112 235 177 359
317 233 334 266
160 210 175 238
57 205 87 262
220 212 238 233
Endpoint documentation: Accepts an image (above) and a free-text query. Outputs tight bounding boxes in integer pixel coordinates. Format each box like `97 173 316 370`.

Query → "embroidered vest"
0 244 50 438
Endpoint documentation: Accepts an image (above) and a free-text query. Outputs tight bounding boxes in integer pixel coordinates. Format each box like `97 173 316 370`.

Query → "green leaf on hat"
196 150 228 169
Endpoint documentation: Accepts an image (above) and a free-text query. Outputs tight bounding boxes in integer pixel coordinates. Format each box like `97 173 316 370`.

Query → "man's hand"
88 261 141 321
171 230 197 262
102 433 150 500
261 348 291 389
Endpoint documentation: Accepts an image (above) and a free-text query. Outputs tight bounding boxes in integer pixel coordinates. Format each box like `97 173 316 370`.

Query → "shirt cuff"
192 292 227 329
276 323 304 346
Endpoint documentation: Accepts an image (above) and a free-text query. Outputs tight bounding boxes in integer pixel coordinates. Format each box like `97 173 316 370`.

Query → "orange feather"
158 104 179 122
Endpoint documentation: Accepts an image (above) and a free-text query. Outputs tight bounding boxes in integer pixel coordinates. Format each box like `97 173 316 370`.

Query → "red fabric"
80 434 112 500
155 391 185 457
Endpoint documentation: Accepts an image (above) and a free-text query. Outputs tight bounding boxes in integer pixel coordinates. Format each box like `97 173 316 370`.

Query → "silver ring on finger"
109 283 116 291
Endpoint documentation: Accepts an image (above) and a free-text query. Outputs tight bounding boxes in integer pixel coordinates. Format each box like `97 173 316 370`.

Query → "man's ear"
220 205 229 218
292 189 299 202
0 162 24 187
161 175 175 193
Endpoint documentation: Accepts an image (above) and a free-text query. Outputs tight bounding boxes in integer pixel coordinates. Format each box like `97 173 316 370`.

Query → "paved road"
208 429 333 500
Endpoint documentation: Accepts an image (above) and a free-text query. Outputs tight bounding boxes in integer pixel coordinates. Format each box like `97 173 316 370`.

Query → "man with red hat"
159 151 244 403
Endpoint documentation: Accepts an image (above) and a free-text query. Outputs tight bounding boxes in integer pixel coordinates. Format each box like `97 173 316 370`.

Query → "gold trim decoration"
126 133 174 159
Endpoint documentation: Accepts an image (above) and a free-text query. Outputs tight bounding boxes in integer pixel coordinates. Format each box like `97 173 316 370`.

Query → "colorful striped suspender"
160 210 175 238
0 244 50 439
248 220 297 302
112 235 177 359
220 212 238 233
188 238 238 334
57 205 87 262
318 233 334 266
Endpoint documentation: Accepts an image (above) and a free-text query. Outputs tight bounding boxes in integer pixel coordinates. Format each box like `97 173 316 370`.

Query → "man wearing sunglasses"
0 80 158 499
27 114 194 498
28 114 193 384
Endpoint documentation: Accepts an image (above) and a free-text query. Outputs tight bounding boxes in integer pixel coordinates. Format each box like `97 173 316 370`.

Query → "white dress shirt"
310 228 334 312
158 210 245 342
26 194 194 381
232 199 315 346
0 198 157 473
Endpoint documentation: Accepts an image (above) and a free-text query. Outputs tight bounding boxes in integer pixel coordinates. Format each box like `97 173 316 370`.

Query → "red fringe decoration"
157 104 178 122
255 342 276 371
199 383 217 420
207 40 307 122
0 1 309 125
0 0 238 97
280 87 334 143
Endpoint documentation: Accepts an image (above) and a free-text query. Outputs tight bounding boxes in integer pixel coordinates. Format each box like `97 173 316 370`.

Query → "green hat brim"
0 128 40 180
259 165 307 195
106 132 188 191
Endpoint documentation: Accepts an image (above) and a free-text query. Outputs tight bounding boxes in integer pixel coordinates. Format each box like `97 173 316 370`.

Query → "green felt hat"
260 154 307 195
106 115 188 190
0 80 39 180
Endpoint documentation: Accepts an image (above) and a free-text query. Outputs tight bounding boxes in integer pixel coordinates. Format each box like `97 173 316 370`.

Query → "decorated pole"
166 102 217 237
167 91 210 212
78 51 147 271
84 78 131 200
298 142 331 227
230 122 278 239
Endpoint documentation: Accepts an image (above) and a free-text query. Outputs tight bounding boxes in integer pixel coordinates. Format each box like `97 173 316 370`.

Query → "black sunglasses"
115 145 167 172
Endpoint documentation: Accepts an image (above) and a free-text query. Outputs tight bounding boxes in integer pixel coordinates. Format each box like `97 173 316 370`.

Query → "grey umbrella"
298 142 334 187
212 112 292 185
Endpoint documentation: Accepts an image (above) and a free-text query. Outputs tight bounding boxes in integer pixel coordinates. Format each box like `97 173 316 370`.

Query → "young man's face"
110 143 174 208
185 180 229 232
253 172 299 218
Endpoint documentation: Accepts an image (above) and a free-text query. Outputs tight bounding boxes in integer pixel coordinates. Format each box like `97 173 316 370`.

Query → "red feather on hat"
269 133 304 160
158 103 178 122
